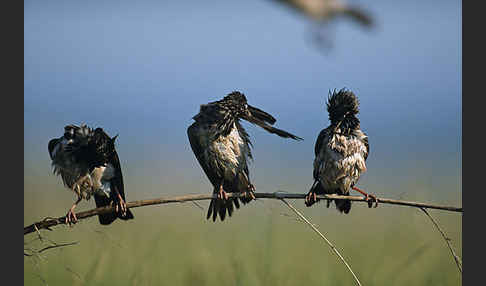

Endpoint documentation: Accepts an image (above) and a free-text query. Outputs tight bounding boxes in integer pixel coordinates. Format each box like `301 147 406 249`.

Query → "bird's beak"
242 105 303 141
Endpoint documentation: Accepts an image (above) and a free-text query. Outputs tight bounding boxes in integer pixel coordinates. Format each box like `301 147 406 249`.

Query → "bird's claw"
364 193 379 208
111 195 128 217
217 187 229 200
305 191 318 207
245 184 256 200
242 191 256 201
65 209 77 226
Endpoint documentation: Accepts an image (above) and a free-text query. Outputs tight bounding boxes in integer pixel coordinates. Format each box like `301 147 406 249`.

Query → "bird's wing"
314 127 330 157
92 128 127 200
187 123 222 187
109 150 126 201
313 128 331 181
245 116 303 140
236 121 253 163
48 138 61 160
362 131 369 161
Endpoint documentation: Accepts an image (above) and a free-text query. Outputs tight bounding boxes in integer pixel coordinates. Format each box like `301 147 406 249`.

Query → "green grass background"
25 172 462 286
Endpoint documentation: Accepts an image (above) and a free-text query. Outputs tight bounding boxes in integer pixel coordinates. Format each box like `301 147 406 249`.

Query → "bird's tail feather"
309 182 352 213
206 197 241 222
207 173 254 222
335 199 352 214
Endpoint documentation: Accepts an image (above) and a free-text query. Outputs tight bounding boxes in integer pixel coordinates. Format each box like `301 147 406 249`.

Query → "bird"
188 91 303 222
271 0 374 51
48 124 134 225
272 0 373 26
305 88 377 213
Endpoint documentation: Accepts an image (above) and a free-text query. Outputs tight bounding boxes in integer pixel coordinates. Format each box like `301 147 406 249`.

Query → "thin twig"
36 241 79 254
25 192 462 235
190 201 205 211
280 198 362 286
419 207 463 274
65 266 84 282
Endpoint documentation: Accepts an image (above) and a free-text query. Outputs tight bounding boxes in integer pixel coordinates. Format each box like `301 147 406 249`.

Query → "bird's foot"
113 194 128 217
240 184 256 204
217 186 229 201
246 184 256 200
305 191 318 207
65 208 78 226
364 193 378 208
352 186 378 208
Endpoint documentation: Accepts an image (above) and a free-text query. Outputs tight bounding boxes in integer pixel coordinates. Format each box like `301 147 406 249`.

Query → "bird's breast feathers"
195 123 251 179
89 163 116 197
315 130 368 187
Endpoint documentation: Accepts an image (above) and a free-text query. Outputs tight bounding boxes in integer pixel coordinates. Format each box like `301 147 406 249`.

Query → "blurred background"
24 0 461 285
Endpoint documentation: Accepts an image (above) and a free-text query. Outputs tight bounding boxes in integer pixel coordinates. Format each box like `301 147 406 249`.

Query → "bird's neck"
331 116 360 134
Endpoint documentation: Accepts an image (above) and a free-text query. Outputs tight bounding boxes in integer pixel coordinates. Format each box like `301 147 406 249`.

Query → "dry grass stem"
280 198 362 286
420 207 463 274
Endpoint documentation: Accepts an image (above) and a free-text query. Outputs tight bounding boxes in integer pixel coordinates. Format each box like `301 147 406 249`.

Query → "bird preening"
187 91 303 222
305 88 377 213
48 124 134 225
47 89 375 226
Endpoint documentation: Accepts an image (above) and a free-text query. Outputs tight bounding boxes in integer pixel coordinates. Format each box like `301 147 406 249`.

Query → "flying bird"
188 91 303 222
272 0 373 26
305 88 377 213
48 124 134 225
271 0 374 51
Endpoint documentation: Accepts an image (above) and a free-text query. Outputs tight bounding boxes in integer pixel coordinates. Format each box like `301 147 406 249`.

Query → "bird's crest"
326 88 360 125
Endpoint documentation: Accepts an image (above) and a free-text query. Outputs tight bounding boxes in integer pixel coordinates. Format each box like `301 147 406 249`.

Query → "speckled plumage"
307 89 369 213
48 124 134 225
188 91 302 221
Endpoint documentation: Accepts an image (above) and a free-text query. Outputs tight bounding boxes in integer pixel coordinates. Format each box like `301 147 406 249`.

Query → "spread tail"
308 181 352 213
335 199 352 214
206 197 241 222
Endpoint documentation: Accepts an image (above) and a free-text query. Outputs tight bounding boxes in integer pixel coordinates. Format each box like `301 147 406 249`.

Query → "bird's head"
218 91 277 125
63 124 92 146
216 91 302 140
326 88 360 128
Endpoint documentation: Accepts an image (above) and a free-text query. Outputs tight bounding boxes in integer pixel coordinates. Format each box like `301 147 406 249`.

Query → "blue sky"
24 0 461 199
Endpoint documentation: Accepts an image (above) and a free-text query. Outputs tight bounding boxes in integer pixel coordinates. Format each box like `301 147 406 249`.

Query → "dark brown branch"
24 192 462 235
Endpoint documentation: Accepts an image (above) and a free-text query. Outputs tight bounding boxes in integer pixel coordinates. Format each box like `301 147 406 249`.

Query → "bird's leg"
351 186 378 208
217 183 229 200
244 183 256 200
66 196 82 225
112 189 128 217
305 181 319 207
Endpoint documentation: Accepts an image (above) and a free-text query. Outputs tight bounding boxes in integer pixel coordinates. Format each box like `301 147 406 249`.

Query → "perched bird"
48 124 134 225
188 91 303 222
305 88 377 213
